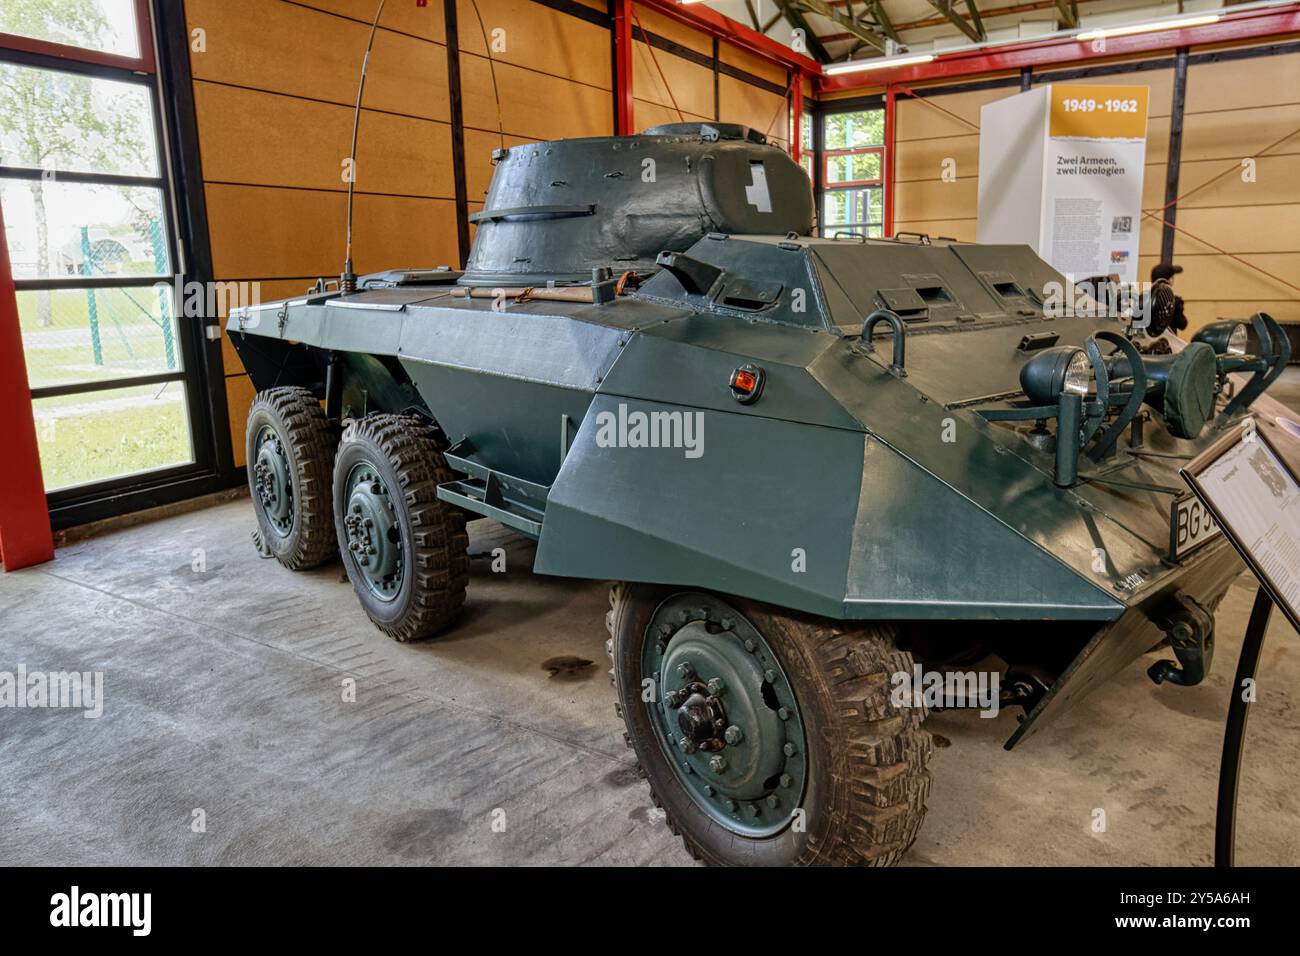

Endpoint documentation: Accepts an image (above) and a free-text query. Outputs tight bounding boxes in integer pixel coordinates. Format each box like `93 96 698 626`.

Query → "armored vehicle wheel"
607 584 932 866
246 387 338 570
332 414 469 642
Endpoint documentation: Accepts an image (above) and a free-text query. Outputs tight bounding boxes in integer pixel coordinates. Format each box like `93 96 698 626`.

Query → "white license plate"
1170 493 1222 560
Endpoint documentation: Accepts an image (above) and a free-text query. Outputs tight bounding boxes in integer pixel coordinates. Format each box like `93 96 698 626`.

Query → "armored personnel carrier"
227 123 1290 866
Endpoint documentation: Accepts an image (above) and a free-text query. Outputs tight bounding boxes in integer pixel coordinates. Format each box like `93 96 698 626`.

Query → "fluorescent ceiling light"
824 53 936 75
1076 13 1221 41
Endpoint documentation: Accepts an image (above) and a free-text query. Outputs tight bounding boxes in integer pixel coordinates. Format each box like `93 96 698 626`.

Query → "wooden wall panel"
455 0 611 90
634 40 714 121
193 83 455 199
633 7 712 56
460 55 613 140
186 0 451 122
302 0 447 42
719 74 787 149
893 87 1004 237
204 185 460 280
720 42 787 88
1176 49 1300 333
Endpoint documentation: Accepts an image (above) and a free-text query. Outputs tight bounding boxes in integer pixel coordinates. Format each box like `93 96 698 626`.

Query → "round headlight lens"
1062 350 1093 396
1226 323 1248 356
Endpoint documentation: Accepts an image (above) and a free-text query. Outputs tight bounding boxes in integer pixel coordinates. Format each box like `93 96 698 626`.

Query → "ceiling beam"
773 0 834 62
870 0 902 42
744 0 762 31
925 0 986 41
790 0 890 53
1054 0 1079 28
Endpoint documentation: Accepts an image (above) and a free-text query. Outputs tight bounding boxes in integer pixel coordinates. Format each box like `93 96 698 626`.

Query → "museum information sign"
1182 422 1300 633
978 84 1150 284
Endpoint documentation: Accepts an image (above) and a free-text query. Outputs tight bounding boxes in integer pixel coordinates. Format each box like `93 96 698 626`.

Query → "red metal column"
0 201 54 571
614 0 634 135
790 72 803 163
883 84 897 238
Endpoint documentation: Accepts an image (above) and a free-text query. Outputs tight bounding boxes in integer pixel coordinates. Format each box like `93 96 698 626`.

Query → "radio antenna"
342 0 388 293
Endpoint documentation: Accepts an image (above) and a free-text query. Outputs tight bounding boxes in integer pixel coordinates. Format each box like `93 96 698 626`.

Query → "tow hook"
1148 595 1215 686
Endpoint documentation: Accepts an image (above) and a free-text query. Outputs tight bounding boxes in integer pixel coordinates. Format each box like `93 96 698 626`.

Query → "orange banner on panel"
1049 85 1149 139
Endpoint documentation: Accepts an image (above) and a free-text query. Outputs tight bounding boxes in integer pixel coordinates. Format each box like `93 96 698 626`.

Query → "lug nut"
707 677 725 695
724 725 743 745
725 798 738 811
676 661 695 680
664 690 681 708
766 795 780 809
709 755 727 774
777 707 790 721
783 743 797 757
764 669 777 683
744 639 757 653
678 738 694 754
779 773 793 789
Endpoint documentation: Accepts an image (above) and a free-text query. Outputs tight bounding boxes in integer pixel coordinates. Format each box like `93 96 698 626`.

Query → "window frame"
0 1 233 528
822 146 884 189
815 100 888 240
0 0 154 73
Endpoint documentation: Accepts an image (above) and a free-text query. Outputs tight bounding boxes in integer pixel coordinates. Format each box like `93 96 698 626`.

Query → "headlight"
1227 323 1248 355
1192 319 1248 356
1062 350 1093 395
1020 346 1093 405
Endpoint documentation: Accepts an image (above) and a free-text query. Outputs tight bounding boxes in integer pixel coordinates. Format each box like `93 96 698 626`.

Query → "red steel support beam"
615 0 634 135
0 202 55 572
639 0 821 74
883 84 896 237
819 5 1300 93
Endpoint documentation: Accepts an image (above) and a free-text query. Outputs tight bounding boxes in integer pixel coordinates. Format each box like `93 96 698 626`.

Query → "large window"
820 109 885 239
1 1 215 513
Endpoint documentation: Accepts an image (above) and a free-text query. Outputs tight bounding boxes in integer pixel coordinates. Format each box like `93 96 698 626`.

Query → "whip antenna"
342 0 388 293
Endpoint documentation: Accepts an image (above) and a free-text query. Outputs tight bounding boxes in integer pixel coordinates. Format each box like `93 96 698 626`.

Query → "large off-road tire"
607 583 932 866
332 414 469 642
246 386 338 570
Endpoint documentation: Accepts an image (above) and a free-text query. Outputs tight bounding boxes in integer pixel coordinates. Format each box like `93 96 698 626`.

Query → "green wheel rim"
641 593 808 838
252 424 294 538
341 460 404 602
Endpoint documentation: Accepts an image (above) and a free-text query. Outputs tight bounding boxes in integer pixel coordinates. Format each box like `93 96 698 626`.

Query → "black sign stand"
1181 421 1300 867
1214 585 1274 867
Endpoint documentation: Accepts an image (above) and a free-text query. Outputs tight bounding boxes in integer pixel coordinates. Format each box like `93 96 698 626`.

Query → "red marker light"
732 369 758 393
729 364 765 404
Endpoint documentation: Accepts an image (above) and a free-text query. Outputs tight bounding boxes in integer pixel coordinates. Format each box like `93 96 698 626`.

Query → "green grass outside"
33 383 192 491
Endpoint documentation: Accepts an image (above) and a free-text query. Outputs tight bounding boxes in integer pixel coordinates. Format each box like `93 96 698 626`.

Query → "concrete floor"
1 367 1298 866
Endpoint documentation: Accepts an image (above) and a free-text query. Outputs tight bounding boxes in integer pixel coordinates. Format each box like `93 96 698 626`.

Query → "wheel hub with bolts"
252 426 293 536
642 594 807 838
342 462 402 601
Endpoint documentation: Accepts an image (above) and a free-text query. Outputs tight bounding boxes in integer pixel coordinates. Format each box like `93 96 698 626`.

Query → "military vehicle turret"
228 123 1290 866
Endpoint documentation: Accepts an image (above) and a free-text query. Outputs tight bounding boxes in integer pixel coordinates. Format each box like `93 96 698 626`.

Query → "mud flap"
1004 539 1244 748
